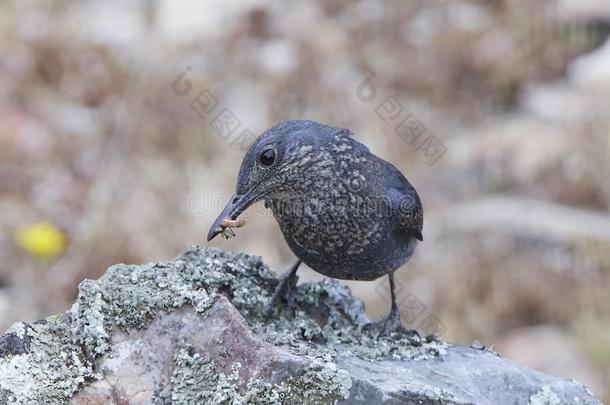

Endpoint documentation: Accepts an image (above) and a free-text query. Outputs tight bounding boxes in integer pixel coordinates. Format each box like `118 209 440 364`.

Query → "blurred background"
1 0 609 400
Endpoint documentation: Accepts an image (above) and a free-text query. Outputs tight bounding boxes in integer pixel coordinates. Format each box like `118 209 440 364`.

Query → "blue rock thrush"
208 120 423 334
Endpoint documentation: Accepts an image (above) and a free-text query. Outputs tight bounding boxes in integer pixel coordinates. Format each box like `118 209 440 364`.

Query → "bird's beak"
207 191 257 241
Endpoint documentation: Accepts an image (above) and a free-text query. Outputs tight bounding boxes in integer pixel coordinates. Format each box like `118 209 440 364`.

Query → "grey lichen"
0 316 99 404
168 348 243 404
1 246 597 405
529 385 561 405
0 247 427 404
168 346 351 405
249 276 444 363
4 323 27 340
281 358 352 404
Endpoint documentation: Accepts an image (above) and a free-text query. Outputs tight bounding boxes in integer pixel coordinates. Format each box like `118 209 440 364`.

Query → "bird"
207 120 423 334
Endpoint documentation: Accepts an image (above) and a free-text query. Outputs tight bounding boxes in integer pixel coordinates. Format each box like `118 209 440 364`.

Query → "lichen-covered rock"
0 247 602 404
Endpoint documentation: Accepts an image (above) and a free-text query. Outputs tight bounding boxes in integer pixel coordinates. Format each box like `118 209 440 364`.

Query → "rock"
569 37 610 90
0 247 602 404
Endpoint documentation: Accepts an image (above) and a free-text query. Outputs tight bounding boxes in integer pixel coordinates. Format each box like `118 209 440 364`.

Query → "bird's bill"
207 192 256 241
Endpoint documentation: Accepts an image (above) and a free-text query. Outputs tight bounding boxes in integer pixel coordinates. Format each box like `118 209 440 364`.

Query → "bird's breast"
268 191 415 280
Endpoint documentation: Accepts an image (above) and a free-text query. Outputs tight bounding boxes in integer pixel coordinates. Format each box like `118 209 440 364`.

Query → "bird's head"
207 120 342 241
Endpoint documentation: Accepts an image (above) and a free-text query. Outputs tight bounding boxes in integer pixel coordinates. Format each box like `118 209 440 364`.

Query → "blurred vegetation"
1 0 609 401
14 222 67 259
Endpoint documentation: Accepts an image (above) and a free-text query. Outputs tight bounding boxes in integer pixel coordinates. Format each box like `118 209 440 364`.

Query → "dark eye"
259 148 276 167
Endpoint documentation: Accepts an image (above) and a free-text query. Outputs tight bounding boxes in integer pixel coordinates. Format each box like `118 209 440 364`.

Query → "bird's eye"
259 147 276 167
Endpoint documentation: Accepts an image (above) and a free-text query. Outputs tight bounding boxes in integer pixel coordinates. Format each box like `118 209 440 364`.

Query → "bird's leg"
364 273 421 343
388 271 401 324
265 259 302 316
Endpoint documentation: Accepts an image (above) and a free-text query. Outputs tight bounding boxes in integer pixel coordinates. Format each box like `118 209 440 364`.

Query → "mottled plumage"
208 120 423 332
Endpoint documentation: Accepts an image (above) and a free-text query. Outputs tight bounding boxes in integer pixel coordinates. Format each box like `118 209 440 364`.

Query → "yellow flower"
15 222 68 259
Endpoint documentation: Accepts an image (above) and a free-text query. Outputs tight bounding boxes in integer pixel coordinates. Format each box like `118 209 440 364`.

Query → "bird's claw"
264 270 299 317
363 312 422 345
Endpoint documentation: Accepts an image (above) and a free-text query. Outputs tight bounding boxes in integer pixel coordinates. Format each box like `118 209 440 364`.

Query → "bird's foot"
264 268 299 317
363 310 421 345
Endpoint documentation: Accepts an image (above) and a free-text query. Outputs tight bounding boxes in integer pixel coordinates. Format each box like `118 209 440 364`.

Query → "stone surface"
0 247 602 404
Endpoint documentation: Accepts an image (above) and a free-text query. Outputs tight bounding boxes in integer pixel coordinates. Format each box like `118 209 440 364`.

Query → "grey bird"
208 120 423 334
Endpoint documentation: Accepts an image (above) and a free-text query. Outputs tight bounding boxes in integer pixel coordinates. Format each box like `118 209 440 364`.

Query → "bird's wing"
385 165 424 241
